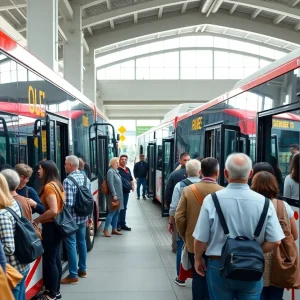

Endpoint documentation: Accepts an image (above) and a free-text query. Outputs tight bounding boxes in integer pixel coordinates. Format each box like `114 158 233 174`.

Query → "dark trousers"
188 252 210 300
137 178 147 197
42 222 62 298
119 193 129 227
260 286 284 300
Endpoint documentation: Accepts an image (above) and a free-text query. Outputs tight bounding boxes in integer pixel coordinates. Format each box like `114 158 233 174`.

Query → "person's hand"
87 218 93 226
33 218 40 225
168 223 174 234
131 186 134 192
113 196 118 201
27 198 37 208
195 256 207 277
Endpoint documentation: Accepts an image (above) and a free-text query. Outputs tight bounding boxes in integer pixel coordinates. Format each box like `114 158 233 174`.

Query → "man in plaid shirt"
61 155 91 285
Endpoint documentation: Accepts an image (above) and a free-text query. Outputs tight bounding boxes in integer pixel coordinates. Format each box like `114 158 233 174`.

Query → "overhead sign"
118 126 127 134
119 135 126 142
136 126 153 136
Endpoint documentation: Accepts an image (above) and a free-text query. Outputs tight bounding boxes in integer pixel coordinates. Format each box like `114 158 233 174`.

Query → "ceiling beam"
295 22 300 31
83 0 300 29
212 0 224 13
134 12 138 23
58 24 68 42
273 15 286 25
59 0 74 21
87 26 93 35
230 3 238 14
0 4 26 11
110 19 115 29
251 8 261 20
9 0 26 21
87 10 300 49
181 2 188 14
292 0 300 7
81 0 107 10
158 7 163 18
106 0 112 10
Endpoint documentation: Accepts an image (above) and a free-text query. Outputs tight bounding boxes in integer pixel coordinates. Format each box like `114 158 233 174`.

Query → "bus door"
89 123 118 219
147 142 156 199
258 106 300 299
0 116 10 168
161 138 174 217
46 114 69 180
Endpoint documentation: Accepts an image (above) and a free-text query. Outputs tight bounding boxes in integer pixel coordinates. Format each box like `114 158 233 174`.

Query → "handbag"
121 177 132 193
6 264 23 290
51 183 79 238
211 193 269 282
271 200 300 288
101 178 109 195
111 197 120 210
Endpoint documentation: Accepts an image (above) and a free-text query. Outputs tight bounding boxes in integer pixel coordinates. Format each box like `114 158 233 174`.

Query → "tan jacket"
175 181 223 253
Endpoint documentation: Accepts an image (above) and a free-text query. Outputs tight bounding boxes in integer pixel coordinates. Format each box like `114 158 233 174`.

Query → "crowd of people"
0 155 92 300
166 146 299 300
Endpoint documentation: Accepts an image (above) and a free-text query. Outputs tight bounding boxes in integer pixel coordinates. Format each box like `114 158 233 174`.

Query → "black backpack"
68 175 94 217
5 207 44 264
211 193 269 282
180 179 193 188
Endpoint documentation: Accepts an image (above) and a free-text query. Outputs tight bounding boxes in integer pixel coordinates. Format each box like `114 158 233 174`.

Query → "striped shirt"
63 170 91 224
0 200 29 273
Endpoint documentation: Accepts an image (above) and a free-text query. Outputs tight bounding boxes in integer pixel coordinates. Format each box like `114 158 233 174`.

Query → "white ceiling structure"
1 0 300 119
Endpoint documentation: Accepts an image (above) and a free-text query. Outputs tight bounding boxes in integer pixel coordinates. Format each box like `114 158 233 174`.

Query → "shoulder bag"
271 200 300 288
211 193 269 282
190 185 204 205
51 183 79 238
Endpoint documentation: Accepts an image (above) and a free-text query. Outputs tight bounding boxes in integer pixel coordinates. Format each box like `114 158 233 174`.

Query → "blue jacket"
17 186 45 215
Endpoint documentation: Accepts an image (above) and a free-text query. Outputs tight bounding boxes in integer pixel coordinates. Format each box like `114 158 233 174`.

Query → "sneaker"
43 290 60 299
121 225 131 231
174 277 186 287
56 292 62 299
39 295 56 300
61 275 79 284
137 196 140 200
78 270 87 278
143 196 147 200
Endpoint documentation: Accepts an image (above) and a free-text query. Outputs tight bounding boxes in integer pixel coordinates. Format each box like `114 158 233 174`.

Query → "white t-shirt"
283 201 294 219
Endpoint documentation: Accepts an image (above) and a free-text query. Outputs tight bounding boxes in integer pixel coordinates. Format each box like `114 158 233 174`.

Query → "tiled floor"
60 193 193 300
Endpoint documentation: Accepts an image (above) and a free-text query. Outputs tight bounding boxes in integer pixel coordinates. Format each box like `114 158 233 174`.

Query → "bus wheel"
86 217 95 252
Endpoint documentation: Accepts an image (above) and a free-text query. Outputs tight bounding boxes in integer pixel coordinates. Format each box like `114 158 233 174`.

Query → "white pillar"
27 0 58 72
83 49 96 103
62 3 83 91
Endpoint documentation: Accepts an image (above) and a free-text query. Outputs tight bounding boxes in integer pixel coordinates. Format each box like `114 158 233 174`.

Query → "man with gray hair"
61 155 91 285
193 153 284 300
168 159 201 286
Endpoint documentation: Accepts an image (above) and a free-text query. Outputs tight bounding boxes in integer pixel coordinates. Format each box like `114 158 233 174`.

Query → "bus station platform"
60 193 192 300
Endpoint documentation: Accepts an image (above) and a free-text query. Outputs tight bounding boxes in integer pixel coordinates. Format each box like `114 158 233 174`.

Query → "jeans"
176 236 184 276
260 286 284 300
64 223 87 278
207 259 263 300
137 178 147 197
12 269 28 300
105 209 120 230
119 193 129 227
189 252 210 300
42 222 62 299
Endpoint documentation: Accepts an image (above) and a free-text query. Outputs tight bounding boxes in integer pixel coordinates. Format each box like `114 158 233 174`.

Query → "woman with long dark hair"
33 160 65 300
284 153 299 200
252 171 298 300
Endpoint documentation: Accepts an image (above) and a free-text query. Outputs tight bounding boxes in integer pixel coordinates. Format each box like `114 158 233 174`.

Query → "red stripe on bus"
26 278 43 300
93 190 98 196
178 57 300 122
25 257 42 286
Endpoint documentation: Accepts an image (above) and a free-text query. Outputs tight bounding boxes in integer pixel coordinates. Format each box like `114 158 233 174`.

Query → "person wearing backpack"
168 159 201 286
0 173 30 300
251 171 298 300
193 153 285 300
176 157 223 299
61 155 91 285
